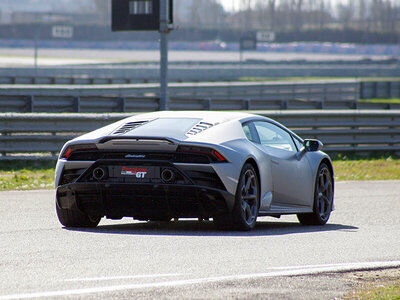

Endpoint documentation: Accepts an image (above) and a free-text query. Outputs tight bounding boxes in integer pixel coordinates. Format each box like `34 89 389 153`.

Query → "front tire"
56 203 101 228
214 163 259 231
297 163 334 225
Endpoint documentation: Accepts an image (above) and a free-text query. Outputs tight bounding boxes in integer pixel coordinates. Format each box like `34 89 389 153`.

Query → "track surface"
0 181 399 299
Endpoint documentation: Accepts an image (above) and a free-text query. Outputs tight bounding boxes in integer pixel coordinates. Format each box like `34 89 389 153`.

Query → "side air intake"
113 121 148 135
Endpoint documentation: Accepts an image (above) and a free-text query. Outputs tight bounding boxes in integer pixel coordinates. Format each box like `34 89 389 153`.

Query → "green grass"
333 157 400 181
359 98 400 104
348 285 400 300
0 161 55 191
1 156 400 191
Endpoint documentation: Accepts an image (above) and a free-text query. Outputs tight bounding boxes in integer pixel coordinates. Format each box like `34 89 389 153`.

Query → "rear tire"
297 163 333 225
56 203 101 228
214 163 259 231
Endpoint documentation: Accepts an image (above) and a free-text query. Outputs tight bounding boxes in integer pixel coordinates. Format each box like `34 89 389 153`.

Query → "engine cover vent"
113 121 148 135
186 122 216 136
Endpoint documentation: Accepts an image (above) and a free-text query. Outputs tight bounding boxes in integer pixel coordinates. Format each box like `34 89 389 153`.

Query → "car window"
242 122 260 143
253 121 296 152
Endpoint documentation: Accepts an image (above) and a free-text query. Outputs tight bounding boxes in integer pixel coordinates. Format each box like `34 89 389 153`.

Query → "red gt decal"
121 167 148 178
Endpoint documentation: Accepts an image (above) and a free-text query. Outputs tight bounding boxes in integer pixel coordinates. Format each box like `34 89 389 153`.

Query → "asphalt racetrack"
0 180 399 299
0 48 394 67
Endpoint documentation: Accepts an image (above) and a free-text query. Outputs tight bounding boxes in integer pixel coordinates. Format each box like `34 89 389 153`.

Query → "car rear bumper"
56 182 235 220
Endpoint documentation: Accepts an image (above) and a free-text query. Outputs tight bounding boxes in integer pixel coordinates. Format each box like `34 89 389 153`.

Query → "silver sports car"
55 111 334 231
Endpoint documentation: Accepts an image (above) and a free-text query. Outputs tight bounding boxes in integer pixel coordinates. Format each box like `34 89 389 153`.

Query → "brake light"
64 148 72 158
177 146 227 163
61 144 97 159
212 150 226 162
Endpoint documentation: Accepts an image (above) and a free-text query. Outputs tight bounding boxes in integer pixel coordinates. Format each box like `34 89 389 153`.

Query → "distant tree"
268 0 276 30
94 0 111 25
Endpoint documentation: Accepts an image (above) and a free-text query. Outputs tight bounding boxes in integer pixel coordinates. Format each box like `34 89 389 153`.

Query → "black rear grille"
60 168 86 185
67 151 210 164
185 170 226 190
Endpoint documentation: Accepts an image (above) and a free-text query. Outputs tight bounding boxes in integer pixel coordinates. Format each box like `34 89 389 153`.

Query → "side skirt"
259 204 313 216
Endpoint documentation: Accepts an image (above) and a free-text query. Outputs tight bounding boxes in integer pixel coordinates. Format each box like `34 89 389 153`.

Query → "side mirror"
304 139 323 152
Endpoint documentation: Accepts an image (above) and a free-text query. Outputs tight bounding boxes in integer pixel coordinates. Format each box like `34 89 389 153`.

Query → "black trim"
56 182 235 220
67 150 211 164
98 136 176 144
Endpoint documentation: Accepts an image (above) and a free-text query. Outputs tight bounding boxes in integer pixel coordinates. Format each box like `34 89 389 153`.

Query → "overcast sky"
218 0 347 11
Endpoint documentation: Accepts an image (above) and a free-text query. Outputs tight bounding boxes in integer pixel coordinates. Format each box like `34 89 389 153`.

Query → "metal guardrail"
360 81 400 99
1 110 400 158
1 71 400 100
1 64 400 82
0 80 359 112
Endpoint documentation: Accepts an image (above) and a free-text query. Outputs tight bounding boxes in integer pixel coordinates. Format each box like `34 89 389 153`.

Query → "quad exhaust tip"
161 168 175 183
93 167 107 181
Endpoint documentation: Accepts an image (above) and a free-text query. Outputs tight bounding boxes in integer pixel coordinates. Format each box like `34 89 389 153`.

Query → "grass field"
359 98 400 104
0 161 55 191
1 156 400 191
349 285 400 300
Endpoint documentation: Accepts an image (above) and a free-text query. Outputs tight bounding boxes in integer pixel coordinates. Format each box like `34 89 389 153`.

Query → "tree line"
173 0 399 34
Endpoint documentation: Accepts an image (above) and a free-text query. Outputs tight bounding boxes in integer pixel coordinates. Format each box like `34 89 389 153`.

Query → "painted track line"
1 261 400 300
64 273 183 282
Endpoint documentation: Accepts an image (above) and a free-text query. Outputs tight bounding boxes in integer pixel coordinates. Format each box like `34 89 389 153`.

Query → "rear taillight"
177 146 227 163
61 144 97 159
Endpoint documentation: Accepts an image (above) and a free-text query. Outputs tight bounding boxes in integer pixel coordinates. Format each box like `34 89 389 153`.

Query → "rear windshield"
127 118 201 139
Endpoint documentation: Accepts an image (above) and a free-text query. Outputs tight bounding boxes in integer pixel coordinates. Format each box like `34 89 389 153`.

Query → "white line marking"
64 273 183 282
1 261 400 300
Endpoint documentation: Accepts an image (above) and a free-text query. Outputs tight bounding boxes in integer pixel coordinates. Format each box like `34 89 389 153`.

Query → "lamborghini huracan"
55 111 334 231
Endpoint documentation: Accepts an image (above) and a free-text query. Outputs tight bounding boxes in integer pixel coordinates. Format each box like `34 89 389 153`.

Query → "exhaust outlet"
93 167 107 181
161 168 175 183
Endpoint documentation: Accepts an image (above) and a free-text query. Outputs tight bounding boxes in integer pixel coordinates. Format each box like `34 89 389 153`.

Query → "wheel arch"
320 157 335 193
243 157 261 207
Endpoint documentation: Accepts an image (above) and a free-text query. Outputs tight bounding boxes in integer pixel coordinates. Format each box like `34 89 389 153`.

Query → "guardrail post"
386 81 392 99
26 95 34 112
360 82 365 99
242 99 250 110
73 96 81 113
1 132 7 157
280 100 288 110
203 98 212 110
372 82 378 98
119 97 126 112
